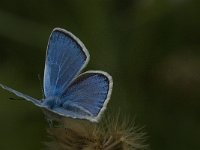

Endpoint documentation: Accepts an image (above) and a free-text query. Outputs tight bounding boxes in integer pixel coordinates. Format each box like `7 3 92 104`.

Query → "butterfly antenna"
9 97 24 100
38 74 45 99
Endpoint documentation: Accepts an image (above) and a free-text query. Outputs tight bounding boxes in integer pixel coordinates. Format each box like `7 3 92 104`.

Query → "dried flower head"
44 110 147 150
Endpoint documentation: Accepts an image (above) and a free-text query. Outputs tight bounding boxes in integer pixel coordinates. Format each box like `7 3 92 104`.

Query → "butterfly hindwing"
59 71 113 121
44 28 89 97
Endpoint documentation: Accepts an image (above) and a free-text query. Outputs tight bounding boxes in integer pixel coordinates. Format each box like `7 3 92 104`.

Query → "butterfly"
0 28 113 122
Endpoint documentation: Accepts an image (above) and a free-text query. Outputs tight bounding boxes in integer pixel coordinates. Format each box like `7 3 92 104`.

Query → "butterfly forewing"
44 28 89 97
0 83 41 106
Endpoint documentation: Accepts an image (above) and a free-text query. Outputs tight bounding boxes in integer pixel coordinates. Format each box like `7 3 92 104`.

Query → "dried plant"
44 110 148 150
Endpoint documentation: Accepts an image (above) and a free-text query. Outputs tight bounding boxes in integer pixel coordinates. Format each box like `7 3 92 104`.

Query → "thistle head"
44 111 148 150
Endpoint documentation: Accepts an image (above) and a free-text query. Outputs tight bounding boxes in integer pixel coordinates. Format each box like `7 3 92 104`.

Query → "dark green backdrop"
0 0 200 150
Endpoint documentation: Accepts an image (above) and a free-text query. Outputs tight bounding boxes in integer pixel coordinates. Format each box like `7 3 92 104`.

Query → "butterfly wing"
54 71 113 122
44 28 90 97
0 83 41 106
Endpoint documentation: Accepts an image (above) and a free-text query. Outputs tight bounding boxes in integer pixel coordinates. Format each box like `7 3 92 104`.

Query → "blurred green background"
0 0 200 149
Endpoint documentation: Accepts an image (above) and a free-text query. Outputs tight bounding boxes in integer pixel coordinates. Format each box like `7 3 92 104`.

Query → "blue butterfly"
0 28 113 122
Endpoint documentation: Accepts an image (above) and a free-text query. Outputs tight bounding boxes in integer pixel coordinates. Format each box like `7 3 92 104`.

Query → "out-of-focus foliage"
0 0 200 150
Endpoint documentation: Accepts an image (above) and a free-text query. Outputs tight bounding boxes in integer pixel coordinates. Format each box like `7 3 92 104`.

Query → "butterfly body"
41 96 62 109
0 28 113 122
